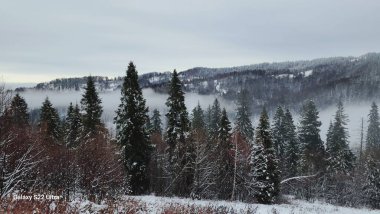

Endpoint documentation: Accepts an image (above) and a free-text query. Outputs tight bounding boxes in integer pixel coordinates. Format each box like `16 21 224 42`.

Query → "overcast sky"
1 0 380 83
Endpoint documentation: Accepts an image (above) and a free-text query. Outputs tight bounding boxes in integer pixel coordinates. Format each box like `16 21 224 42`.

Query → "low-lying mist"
19 89 374 150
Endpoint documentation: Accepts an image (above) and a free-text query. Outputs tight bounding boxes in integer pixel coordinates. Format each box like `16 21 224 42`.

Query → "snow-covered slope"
66 195 378 214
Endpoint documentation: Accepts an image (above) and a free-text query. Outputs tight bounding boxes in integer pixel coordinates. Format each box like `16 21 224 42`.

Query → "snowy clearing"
65 195 379 214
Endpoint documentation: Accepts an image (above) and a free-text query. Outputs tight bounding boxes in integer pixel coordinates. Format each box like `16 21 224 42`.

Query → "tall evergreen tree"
216 108 233 199
271 106 286 165
298 100 325 174
81 76 103 135
5 93 29 126
250 108 280 204
150 109 162 135
326 101 355 174
209 99 222 141
64 103 83 147
235 89 254 141
191 103 205 131
283 109 299 178
166 70 191 158
191 104 214 199
115 62 152 194
39 97 61 142
366 102 380 158
165 69 193 196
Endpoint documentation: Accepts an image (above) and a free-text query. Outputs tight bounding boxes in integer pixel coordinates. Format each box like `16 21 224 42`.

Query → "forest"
1 62 379 211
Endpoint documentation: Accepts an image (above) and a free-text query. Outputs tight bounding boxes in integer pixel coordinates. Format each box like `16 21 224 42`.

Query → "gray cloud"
1 0 380 82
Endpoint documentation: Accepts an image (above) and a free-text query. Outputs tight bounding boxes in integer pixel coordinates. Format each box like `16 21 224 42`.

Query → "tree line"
0 62 379 208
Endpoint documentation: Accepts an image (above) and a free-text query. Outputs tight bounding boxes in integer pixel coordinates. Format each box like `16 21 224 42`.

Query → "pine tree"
205 105 212 134
150 109 162 135
298 100 325 174
250 108 280 204
191 104 214 199
209 99 222 141
191 103 205 131
165 69 193 196
366 102 380 158
362 157 380 209
165 69 191 158
216 108 233 199
271 106 286 166
326 101 355 174
81 76 103 136
5 93 29 126
115 62 152 194
283 109 299 178
39 97 61 142
235 90 254 141
64 103 83 147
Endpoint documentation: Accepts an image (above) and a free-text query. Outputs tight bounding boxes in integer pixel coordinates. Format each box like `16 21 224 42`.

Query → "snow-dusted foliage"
114 62 152 195
298 100 326 174
165 69 193 196
249 108 280 204
326 100 355 175
234 89 254 141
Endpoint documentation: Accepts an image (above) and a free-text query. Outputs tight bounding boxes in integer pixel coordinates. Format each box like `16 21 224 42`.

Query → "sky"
1 0 380 83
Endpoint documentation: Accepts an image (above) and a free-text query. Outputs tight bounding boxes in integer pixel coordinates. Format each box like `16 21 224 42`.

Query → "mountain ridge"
17 52 380 112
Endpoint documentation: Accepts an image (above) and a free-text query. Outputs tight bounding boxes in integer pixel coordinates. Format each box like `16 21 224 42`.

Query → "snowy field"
53 195 380 213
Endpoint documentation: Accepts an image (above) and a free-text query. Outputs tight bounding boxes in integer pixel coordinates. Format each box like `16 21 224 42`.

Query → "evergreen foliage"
115 62 152 194
64 103 83 147
326 101 355 174
165 69 193 196
191 103 205 131
271 106 286 167
209 99 222 141
366 102 380 158
150 109 162 135
298 100 325 174
282 109 299 178
39 97 61 142
235 90 254 141
216 108 233 199
250 108 280 204
6 93 29 126
81 76 103 135
362 157 380 209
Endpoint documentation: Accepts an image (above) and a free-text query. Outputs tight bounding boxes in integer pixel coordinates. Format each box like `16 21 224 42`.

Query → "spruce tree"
65 103 83 147
191 103 205 131
283 109 299 178
165 69 191 159
366 102 380 158
39 97 61 142
250 108 280 204
209 99 222 141
6 93 29 126
326 101 355 174
362 157 380 209
115 62 152 194
272 106 286 165
235 89 254 141
298 100 325 174
81 76 103 136
150 109 162 135
216 108 233 199
165 69 193 196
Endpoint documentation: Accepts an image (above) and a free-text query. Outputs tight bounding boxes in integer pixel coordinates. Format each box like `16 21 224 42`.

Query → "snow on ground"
304 70 313 77
67 195 379 214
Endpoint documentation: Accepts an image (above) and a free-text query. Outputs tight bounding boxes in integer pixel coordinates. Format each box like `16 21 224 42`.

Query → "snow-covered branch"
280 173 320 184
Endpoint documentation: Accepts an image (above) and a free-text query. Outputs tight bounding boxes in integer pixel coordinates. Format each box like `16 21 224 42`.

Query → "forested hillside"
26 53 380 113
